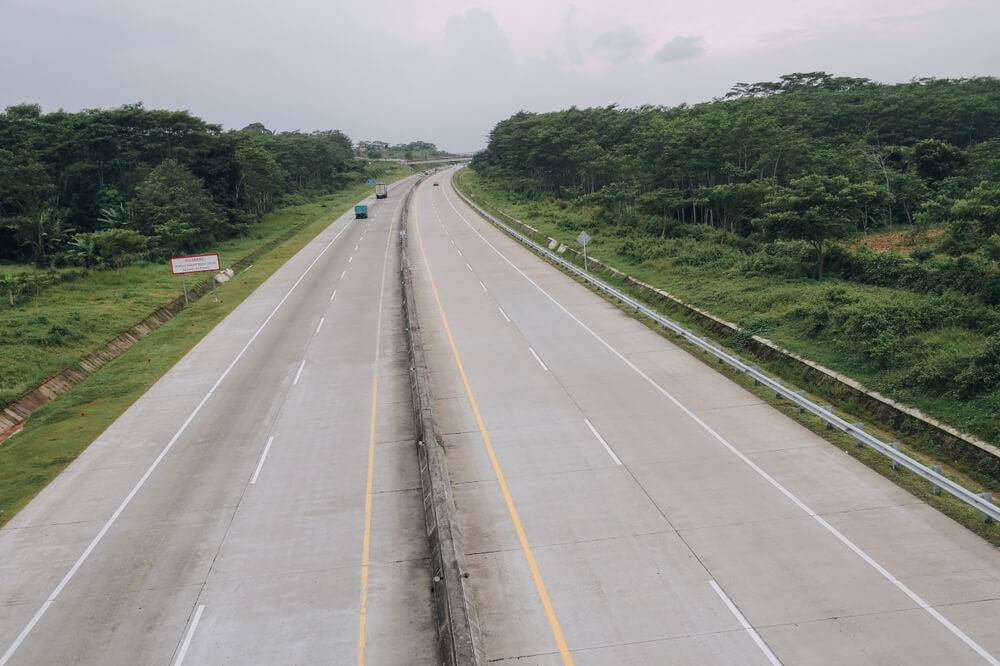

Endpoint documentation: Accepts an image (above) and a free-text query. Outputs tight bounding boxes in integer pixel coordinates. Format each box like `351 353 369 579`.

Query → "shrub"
955 334 1000 399
617 237 670 263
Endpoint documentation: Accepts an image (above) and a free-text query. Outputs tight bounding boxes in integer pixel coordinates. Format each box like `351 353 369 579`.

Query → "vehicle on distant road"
374 183 388 199
433 182 439 186
354 204 368 219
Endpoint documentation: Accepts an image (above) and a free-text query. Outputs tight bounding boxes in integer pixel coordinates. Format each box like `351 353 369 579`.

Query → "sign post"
577 231 592 272
170 254 222 305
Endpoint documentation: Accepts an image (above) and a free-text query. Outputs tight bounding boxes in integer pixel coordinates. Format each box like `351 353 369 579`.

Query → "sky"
2 0 998 152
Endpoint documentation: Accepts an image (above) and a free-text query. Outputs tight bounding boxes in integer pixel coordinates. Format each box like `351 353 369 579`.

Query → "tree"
234 138 285 215
702 182 768 242
951 181 1000 238
152 220 198 258
757 175 874 278
66 232 100 269
914 138 966 183
131 158 225 241
5 206 71 267
91 228 147 276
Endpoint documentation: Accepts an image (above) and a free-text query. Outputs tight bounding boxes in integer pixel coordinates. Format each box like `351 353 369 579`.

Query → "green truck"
354 204 368 219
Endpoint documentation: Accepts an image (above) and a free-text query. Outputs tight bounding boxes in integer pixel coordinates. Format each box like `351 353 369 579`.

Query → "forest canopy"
0 103 363 266
472 73 1000 278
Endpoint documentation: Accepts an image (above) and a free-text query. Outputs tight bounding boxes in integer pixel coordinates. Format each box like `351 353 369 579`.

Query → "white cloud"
653 35 705 63
592 28 645 64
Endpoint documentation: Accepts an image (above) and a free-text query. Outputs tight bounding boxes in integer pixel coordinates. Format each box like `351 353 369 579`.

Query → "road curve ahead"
0 179 436 665
408 169 1000 664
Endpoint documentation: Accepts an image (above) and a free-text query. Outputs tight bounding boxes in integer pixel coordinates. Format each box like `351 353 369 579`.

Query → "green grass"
0 167 408 526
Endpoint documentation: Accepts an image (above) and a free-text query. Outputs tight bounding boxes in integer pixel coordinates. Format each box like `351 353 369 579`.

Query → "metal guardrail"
454 186 1000 524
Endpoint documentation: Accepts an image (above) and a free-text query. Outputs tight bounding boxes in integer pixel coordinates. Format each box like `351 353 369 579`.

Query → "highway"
408 169 1000 664
1 168 998 666
0 178 436 665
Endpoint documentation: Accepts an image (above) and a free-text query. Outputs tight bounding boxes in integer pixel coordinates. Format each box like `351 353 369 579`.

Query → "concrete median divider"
398 183 485 665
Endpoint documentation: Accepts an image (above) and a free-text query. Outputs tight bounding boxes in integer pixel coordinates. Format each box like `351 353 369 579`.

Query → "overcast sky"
2 0 998 152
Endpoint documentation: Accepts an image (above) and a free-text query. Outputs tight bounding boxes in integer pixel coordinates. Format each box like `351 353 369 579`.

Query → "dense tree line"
0 104 363 268
358 139 447 160
472 73 1000 279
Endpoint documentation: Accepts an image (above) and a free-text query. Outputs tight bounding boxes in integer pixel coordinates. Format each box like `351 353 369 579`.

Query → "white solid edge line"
528 347 549 372
443 190 1000 666
173 604 205 666
0 215 353 666
250 436 275 485
709 580 782 666
293 359 306 385
316 317 325 333
498 307 511 322
584 418 621 466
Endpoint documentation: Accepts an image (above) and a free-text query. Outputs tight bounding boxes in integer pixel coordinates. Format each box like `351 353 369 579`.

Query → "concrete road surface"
0 179 436 665
408 169 1000 665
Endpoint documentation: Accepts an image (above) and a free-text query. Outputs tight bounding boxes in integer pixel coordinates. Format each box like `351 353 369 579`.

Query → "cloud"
754 27 809 44
445 8 516 69
653 35 705 63
565 6 583 66
592 27 644 64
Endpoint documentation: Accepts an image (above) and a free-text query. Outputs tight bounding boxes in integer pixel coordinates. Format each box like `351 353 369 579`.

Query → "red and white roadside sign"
170 254 221 275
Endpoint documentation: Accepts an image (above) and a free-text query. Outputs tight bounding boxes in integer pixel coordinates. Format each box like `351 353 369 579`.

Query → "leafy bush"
617 237 671 263
741 240 814 278
732 315 779 350
955 335 1000 398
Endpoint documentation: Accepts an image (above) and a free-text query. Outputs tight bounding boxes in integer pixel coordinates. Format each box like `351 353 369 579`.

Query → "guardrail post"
752 367 761 385
889 442 900 470
716 346 725 364
852 423 865 448
981 493 994 523
930 465 943 495
795 390 806 412
822 405 833 429
773 377 782 399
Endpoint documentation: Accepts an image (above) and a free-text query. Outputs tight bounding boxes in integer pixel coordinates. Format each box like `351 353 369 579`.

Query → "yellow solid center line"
413 202 574 664
357 214 395 665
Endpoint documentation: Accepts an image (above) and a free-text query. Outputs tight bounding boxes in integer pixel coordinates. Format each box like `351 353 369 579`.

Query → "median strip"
398 181 485 666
